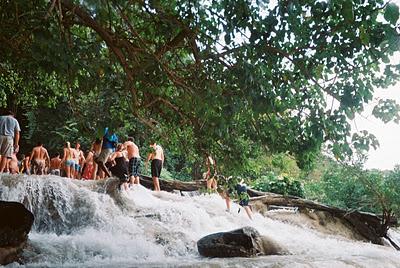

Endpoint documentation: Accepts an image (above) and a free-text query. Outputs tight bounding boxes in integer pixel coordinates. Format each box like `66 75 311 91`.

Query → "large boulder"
197 226 287 257
0 201 34 265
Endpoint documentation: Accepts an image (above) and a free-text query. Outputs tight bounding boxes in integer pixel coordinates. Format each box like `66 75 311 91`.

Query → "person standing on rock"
109 143 129 190
30 142 50 175
21 154 31 175
0 111 21 173
124 137 141 186
146 142 164 191
204 153 218 191
49 153 62 176
62 142 74 178
73 142 85 179
94 127 118 178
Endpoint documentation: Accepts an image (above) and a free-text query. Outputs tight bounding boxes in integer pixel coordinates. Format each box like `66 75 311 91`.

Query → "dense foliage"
304 157 400 228
251 171 305 197
1 0 400 177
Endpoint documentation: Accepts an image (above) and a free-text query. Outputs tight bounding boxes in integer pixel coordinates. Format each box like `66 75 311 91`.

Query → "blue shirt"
0 115 21 137
102 128 118 150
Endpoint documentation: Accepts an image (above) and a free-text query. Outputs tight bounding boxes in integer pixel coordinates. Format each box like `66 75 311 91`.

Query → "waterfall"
1 174 400 267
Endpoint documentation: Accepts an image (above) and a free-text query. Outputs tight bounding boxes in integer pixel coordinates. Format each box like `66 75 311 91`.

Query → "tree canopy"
1 0 399 174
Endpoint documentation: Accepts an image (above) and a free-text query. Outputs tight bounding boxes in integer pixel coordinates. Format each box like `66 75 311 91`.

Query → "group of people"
203 154 253 220
0 111 165 192
0 110 252 219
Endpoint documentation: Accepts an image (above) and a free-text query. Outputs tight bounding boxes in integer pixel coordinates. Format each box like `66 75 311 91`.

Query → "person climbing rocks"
221 176 253 220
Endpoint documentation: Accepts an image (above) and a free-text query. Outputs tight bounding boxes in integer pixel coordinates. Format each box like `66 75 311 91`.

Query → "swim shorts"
151 159 162 177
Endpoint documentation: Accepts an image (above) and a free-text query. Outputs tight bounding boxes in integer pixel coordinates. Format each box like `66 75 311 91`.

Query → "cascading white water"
1 174 400 268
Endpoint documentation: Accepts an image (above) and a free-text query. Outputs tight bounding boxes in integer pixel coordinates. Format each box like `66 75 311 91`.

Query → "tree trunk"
248 194 386 244
140 175 205 192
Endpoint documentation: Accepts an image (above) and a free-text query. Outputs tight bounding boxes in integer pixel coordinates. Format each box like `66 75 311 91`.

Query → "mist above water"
1 174 399 268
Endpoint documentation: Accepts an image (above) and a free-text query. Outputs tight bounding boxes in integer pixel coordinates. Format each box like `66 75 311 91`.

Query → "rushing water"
1 174 399 268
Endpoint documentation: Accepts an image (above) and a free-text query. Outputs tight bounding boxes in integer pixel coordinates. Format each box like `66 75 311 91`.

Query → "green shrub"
251 171 305 197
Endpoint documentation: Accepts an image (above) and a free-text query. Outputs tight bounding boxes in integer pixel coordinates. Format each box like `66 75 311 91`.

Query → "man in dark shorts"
146 142 164 191
124 137 141 185
0 111 21 173
30 142 50 175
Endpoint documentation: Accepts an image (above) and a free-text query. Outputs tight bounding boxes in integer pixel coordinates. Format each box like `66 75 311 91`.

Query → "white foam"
1 174 399 267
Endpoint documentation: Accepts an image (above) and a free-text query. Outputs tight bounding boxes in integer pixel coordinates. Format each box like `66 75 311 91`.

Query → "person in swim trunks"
62 142 74 178
73 142 85 179
146 142 164 192
49 153 62 176
124 137 141 186
30 142 50 175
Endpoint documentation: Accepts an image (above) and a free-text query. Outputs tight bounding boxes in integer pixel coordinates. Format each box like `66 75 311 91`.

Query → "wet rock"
0 201 34 265
197 226 287 257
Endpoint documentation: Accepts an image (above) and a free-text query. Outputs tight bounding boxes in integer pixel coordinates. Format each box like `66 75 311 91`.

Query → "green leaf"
359 26 369 45
342 1 354 22
384 3 399 25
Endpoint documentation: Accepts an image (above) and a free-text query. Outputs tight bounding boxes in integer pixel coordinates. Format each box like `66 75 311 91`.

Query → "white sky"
355 71 400 170
355 1 400 170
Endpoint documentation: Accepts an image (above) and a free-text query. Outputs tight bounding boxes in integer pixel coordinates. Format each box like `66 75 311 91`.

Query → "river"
1 174 399 267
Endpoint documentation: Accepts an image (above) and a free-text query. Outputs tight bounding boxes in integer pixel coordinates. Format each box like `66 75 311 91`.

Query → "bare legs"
97 162 111 177
65 165 71 178
224 193 231 212
0 156 7 173
244 206 253 220
152 176 160 191
223 192 252 220
207 178 218 191
129 176 140 186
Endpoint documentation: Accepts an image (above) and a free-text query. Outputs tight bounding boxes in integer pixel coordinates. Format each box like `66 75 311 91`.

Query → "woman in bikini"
62 142 74 178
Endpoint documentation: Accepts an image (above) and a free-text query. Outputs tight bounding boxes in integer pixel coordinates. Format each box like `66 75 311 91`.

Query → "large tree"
1 0 399 171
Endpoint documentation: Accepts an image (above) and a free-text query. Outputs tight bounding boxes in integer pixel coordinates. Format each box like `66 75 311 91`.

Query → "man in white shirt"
147 142 164 191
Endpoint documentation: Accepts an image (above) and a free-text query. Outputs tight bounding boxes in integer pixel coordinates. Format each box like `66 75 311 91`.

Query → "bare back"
50 157 62 169
63 147 72 160
124 141 140 159
31 146 49 160
71 148 80 162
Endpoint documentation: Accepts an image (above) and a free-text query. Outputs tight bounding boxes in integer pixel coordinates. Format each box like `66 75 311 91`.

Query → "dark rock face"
0 201 34 265
197 226 287 258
